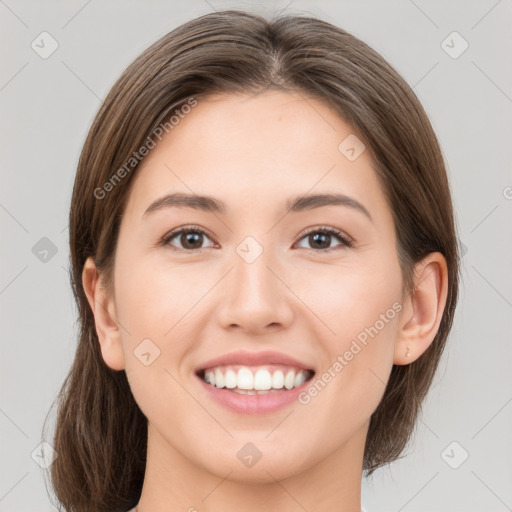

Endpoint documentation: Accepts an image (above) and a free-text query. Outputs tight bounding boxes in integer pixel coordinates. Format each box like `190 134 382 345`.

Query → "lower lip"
196 374 313 415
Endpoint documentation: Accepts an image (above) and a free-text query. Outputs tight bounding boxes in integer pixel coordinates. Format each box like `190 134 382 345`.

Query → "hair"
43 9 460 512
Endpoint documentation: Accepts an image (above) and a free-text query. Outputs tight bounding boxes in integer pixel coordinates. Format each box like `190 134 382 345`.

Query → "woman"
44 9 460 512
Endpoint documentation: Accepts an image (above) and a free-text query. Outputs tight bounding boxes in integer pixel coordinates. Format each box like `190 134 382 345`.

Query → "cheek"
296 258 402 409
283 271 402 470
114 252 195 337
295 300 401 463
115 257 202 425
294 256 402 342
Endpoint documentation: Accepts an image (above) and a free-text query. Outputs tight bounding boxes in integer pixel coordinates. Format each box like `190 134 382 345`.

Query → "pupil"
182 232 202 249
311 233 329 249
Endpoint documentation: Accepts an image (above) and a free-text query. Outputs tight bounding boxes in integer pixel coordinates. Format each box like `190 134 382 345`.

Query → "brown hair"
44 9 460 511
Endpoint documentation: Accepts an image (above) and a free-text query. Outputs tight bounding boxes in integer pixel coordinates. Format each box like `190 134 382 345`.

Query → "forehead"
122 90 389 224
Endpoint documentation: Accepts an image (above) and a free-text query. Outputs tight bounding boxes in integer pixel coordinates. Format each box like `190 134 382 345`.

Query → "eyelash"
159 224 353 253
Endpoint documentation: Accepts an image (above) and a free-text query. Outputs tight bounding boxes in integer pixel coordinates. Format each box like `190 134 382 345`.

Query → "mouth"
195 365 316 395
193 350 316 413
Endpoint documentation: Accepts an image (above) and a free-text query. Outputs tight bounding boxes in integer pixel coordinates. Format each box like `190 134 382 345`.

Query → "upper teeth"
203 366 311 391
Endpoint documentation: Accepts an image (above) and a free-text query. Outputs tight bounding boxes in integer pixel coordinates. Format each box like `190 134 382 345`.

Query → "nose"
216 243 295 335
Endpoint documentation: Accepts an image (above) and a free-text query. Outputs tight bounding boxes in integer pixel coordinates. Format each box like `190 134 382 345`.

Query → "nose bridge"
233 234 278 303
217 234 294 331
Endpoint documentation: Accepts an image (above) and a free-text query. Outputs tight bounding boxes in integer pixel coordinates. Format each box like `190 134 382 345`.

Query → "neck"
134 422 367 512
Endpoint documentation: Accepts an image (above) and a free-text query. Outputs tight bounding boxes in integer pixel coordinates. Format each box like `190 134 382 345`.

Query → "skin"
83 90 448 512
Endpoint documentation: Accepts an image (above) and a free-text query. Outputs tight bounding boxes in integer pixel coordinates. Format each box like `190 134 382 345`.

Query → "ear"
394 252 448 365
82 256 125 371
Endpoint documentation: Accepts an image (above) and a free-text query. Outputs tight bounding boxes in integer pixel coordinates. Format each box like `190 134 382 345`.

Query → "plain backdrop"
1 1 511 511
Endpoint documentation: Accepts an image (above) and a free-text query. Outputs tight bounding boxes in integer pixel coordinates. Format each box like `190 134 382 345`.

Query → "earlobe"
82 257 125 371
393 252 448 365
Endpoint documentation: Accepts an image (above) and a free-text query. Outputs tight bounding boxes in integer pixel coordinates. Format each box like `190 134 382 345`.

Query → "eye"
161 225 216 251
295 226 353 251
160 225 353 253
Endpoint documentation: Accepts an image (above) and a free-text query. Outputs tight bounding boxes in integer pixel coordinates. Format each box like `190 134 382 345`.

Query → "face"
103 90 406 482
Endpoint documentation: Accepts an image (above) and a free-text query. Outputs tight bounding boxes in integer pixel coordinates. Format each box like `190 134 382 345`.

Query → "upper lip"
196 350 315 374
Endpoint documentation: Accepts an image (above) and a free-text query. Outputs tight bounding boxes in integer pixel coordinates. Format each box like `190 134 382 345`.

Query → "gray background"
1 0 511 511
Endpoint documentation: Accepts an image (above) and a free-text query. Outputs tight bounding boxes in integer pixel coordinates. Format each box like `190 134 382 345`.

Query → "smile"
199 365 315 394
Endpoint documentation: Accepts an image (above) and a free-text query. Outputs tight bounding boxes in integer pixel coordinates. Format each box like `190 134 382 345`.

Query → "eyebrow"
142 192 372 222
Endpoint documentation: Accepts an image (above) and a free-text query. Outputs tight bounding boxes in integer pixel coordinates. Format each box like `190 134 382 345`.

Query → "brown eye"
162 226 215 251
308 232 332 249
178 231 205 249
296 227 352 251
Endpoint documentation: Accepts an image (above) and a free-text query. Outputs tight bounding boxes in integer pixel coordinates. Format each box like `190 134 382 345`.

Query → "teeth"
253 369 272 390
232 388 283 395
203 365 311 392
272 370 284 389
237 368 253 389
224 369 237 389
294 371 307 387
284 370 295 390
214 368 225 388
